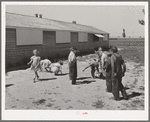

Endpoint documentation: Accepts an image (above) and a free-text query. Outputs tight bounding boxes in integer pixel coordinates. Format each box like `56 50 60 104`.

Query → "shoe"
121 89 128 100
33 78 36 83
107 90 112 93
124 97 128 100
114 98 120 101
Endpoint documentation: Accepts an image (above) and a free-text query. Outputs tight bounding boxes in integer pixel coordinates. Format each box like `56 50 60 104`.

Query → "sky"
6 4 145 38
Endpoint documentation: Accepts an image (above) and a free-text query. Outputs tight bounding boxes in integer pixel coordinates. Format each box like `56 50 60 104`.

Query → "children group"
27 46 128 101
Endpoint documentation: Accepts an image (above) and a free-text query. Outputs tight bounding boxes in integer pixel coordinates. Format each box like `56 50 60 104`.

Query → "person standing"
95 47 103 78
68 47 77 85
101 48 108 77
103 52 112 92
110 46 128 101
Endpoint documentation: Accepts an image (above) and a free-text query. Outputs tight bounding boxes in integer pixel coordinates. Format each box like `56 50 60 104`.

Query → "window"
16 28 43 45
78 32 88 42
93 34 99 42
56 31 70 43
71 32 78 43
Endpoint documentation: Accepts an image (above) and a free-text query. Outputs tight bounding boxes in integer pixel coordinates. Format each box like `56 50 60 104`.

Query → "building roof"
6 12 109 34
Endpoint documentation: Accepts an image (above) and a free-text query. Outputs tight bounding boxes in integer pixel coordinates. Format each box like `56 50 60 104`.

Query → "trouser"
69 62 77 84
106 71 112 92
112 74 127 99
72 75 76 84
91 69 95 78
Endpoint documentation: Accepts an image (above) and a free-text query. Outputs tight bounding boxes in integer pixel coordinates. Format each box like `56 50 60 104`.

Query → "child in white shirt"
50 60 63 75
40 59 52 72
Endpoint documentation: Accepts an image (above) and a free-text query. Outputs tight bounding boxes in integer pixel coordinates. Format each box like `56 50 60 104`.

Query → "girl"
27 49 41 83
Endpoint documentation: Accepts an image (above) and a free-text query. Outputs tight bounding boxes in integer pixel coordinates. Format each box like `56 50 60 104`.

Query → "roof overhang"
94 34 104 38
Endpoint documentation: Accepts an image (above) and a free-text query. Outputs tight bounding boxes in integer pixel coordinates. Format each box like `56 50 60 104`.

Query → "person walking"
68 47 77 85
27 49 41 83
110 46 128 101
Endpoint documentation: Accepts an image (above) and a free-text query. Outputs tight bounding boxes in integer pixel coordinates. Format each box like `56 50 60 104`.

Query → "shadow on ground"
6 84 14 88
119 92 142 100
39 78 57 81
76 79 96 85
128 92 142 99
95 76 106 80
76 77 91 80
124 87 130 90
55 73 69 76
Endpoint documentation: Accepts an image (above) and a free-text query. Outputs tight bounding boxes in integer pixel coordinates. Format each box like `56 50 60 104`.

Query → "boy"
110 46 128 101
68 47 77 85
83 59 100 79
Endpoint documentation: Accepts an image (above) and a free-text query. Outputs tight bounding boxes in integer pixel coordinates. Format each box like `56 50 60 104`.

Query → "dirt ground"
5 45 144 110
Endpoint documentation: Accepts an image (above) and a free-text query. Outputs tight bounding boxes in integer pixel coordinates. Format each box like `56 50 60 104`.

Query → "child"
40 59 52 72
83 59 100 79
27 49 41 83
49 60 63 75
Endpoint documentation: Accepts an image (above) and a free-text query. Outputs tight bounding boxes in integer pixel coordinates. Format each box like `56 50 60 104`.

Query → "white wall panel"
78 32 88 42
56 31 70 43
16 28 43 45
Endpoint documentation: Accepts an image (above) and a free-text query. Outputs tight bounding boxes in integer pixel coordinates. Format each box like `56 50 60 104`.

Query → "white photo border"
1 1 149 120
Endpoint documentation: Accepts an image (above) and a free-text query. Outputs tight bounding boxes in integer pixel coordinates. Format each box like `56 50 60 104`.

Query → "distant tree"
139 9 145 26
122 29 126 38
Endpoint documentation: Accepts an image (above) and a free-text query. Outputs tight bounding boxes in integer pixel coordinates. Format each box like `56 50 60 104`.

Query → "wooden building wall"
6 28 109 69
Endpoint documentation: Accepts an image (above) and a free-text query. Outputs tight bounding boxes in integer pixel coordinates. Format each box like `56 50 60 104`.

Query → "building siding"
6 28 42 68
6 28 109 69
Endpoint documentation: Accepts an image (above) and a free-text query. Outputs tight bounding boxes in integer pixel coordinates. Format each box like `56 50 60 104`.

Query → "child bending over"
40 59 52 72
27 49 41 83
83 59 100 79
49 60 63 75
